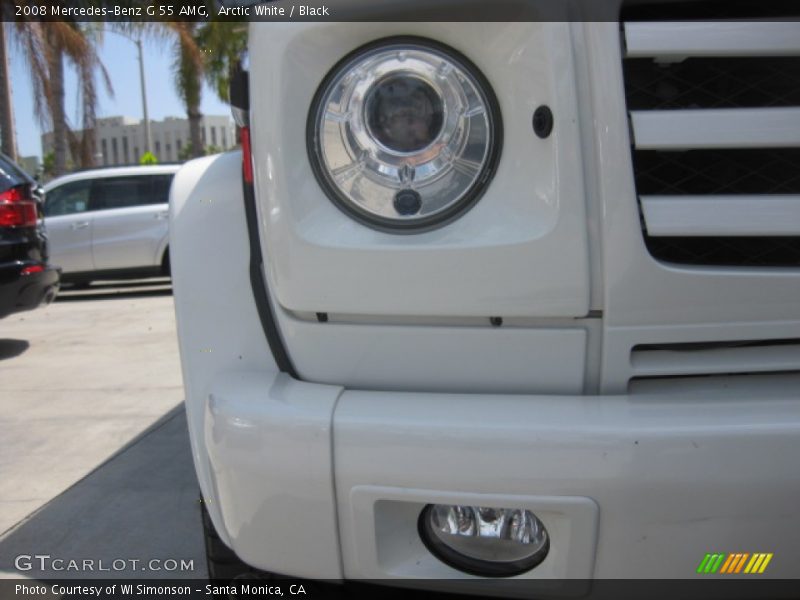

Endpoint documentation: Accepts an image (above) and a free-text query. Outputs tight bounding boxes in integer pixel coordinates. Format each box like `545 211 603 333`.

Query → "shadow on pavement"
0 339 29 361
0 406 207 580
56 280 173 303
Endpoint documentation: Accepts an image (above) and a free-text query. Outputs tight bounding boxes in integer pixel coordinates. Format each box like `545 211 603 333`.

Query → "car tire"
162 248 171 276
201 500 266 588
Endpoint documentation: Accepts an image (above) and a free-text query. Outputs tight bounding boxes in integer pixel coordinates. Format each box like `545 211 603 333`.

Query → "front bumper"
204 371 800 584
0 262 60 318
169 154 800 593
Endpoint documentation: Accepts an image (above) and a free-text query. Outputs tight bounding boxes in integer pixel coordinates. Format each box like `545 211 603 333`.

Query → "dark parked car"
0 153 59 318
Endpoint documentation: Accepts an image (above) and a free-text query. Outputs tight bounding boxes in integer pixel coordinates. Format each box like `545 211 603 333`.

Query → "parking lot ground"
0 406 207 579
0 280 194 559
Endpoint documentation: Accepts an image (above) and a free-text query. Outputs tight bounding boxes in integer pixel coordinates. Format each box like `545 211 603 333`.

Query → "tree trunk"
188 106 203 158
46 31 67 176
81 127 97 168
0 23 17 161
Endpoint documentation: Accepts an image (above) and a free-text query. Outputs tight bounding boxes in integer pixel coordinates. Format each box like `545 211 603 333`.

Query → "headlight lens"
365 74 445 153
308 37 502 232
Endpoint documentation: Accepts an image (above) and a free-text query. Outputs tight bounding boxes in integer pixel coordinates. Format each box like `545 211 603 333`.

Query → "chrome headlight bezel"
307 36 503 233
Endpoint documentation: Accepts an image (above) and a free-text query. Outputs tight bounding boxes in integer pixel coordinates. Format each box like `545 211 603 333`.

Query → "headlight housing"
307 37 502 232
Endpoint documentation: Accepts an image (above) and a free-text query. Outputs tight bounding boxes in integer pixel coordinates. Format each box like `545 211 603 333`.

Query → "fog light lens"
419 504 549 577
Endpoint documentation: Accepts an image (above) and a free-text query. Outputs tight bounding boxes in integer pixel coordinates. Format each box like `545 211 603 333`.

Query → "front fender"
170 152 280 547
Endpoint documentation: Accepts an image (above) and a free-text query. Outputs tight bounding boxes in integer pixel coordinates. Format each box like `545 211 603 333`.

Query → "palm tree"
0 22 18 161
170 22 205 158
168 20 247 158
113 21 205 159
12 19 111 175
195 21 247 105
68 24 110 169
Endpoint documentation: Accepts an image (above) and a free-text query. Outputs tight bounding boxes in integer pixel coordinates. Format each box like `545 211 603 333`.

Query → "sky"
8 28 231 159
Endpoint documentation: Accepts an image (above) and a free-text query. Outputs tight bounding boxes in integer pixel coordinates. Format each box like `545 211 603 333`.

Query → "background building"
18 155 40 177
41 115 236 167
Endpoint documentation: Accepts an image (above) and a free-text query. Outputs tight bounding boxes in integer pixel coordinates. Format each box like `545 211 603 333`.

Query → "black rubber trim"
418 505 550 578
242 173 298 378
307 36 503 234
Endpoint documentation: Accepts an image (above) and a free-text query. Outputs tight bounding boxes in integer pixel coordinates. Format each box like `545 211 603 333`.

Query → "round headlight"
307 37 502 232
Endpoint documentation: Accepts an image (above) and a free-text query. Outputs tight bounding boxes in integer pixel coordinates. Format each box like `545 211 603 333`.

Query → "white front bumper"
205 371 800 583
169 137 800 594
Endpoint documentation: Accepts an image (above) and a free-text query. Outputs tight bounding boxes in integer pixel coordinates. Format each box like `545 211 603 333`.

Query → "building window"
112 138 118 164
221 128 227 148
155 141 161 158
134 147 139 160
123 137 130 164
101 139 108 165
166 143 171 161
210 126 217 146
201 127 206 143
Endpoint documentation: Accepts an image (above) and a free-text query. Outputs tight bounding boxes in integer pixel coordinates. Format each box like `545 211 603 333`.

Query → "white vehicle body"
170 16 800 591
44 166 179 280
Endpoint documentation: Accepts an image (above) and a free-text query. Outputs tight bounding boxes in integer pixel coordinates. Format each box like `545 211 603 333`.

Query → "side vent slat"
631 340 800 378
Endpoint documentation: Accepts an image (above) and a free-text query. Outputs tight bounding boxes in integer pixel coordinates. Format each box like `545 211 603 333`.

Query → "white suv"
44 165 179 284
170 15 800 595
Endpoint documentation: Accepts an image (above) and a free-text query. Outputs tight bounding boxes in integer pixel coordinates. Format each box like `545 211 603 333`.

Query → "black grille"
633 149 800 195
645 236 800 266
621 0 800 20
624 57 800 110
622 36 800 267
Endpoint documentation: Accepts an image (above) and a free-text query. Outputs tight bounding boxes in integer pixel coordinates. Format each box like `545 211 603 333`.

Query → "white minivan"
44 165 179 284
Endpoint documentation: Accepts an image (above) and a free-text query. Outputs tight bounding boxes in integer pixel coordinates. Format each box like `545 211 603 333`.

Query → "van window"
45 180 92 216
89 174 174 211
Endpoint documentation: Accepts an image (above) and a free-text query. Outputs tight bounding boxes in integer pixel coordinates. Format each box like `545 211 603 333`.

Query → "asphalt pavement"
0 280 206 579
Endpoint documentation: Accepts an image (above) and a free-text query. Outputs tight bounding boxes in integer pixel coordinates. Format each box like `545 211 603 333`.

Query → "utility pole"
134 38 152 154
109 29 152 157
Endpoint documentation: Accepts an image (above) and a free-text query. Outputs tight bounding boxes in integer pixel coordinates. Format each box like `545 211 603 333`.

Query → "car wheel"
162 248 171 276
201 500 266 588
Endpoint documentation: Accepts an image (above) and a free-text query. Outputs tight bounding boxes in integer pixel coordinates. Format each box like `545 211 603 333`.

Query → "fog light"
419 504 549 577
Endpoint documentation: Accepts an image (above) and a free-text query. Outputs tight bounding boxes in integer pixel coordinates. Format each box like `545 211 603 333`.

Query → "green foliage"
42 151 55 176
139 151 158 165
177 144 194 162
175 145 223 163
195 22 247 103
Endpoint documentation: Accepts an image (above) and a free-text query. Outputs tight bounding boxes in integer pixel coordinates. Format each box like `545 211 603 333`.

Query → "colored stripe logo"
697 552 773 574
